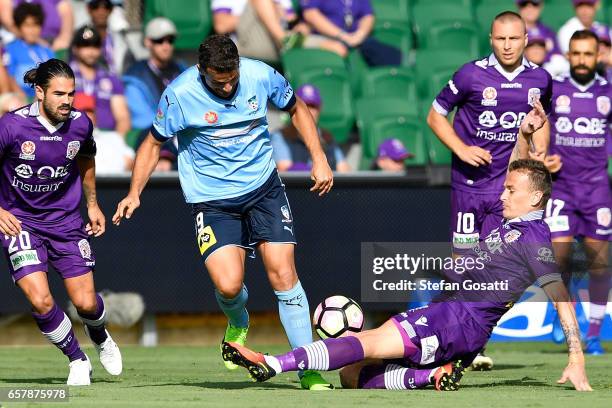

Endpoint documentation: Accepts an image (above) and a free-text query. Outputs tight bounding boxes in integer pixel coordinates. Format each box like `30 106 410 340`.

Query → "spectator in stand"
526 27 569 75
0 42 27 114
517 0 567 75
70 25 130 137
211 0 306 62
123 17 186 132
558 0 610 54
0 0 73 51
591 23 612 81
270 84 350 172
3 3 54 99
300 0 400 65
84 0 131 74
73 92 134 174
370 138 412 172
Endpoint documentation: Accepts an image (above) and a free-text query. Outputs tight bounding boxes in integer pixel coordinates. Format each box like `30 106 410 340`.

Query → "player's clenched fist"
310 159 334 196
456 144 492 167
520 99 547 136
86 204 106 237
0 208 21 237
112 195 141 225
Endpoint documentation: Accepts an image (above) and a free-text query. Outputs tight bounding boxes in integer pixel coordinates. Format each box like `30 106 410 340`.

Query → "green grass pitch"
0 343 610 408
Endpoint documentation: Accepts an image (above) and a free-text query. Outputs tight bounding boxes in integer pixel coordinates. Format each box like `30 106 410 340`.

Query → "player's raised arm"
112 133 163 225
542 281 593 391
288 95 333 196
511 99 548 163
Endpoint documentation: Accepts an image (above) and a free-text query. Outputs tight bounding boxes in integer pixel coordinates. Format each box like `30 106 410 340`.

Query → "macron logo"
415 316 428 327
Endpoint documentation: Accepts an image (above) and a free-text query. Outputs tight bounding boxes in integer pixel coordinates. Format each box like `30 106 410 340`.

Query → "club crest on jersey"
99 78 113 93
78 239 92 259
503 229 522 244
481 87 497 106
156 107 164 121
555 95 571 114
597 207 611 227
248 95 259 111
204 111 218 124
597 96 610 115
66 141 80 160
528 88 541 106
19 141 36 160
281 205 292 223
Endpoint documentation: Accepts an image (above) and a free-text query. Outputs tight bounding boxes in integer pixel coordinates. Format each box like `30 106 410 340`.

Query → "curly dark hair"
198 34 240 73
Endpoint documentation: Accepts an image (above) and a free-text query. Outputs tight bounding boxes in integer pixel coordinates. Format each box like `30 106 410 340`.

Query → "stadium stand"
144 0 211 50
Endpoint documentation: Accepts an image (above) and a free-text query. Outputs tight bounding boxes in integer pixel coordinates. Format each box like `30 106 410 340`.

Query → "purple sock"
78 293 108 345
358 363 434 389
587 271 610 337
275 336 364 372
32 303 86 362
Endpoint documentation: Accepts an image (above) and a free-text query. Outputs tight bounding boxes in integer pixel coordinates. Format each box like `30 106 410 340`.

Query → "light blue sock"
275 280 313 349
215 285 249 328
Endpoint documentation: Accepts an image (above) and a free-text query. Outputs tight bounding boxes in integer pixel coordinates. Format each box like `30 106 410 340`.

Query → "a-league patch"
597 207 611 227
66 141 80 160
9 249 40 270
197 225 217 255
78 239 91 259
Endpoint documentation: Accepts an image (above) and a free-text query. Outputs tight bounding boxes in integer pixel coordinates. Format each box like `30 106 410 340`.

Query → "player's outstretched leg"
354 361 466 391
216 286 250 369
274 280 332 390
470 349 493 371
32 302 91 385
79 293 122 375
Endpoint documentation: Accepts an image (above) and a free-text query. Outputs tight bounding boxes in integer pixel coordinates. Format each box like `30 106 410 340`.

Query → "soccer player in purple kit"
0 59 122 386
544 30 611 355
223 149 593 391
427 11 553 370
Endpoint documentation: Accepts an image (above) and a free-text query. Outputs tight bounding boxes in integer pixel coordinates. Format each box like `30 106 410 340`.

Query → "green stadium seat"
425 127 452 165
412 3 474 35
372 0 411 22
412 0 473 7
420 20 480 58
294 68 354 144
144 0 211 50
414 50 472 97
474 1 515 54
281 49 346 83
541 0 608 31
360 67 417 104
356 98 427 166
347 49 369 99
372 19 413 66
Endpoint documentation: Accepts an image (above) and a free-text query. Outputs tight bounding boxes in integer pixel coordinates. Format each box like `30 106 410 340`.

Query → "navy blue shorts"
191 170 296 261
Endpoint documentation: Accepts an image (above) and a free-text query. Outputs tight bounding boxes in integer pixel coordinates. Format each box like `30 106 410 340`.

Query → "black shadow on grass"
462 376 549 388
130 381 298 390
485 363 544 370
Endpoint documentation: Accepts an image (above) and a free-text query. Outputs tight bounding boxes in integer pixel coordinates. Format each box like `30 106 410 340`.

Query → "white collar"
28 102 65 134
507 209 544 224
488 53 531 81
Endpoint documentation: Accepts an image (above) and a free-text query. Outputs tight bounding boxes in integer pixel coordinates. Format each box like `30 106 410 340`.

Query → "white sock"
263 355 283 373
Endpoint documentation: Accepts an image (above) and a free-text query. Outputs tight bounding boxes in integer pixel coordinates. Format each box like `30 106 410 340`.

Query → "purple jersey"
549 74 610 185
533 22 562 63
433 54 553 193
300 0 373 33
71 62 124 130
458 210 560 331
0 103 95 225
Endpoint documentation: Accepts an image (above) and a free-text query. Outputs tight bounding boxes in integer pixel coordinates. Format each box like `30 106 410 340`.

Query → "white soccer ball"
313 295 364 339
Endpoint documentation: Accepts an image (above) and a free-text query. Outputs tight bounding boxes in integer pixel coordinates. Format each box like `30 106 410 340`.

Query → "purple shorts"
1 217 95 283
390 302 489 368
450 188 503 250
545 182 612 240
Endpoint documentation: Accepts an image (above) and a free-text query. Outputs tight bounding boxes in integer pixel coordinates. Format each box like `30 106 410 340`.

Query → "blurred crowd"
1 0 611 174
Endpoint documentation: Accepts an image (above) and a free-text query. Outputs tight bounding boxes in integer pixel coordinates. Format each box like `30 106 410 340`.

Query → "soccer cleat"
220 324 249 370
585 336 605 355
434 361 465 391
67 354 92 386
551 313 565 344
221 341 276 382
469 350 493 371
300 370 334 390
85 326 123 375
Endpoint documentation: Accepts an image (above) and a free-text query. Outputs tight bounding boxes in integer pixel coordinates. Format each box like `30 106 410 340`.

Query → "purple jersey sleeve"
433 64 472 116
541 71 553 115
0 114 13 158
520 228 561 287
78 116 96 158
109 74 124 95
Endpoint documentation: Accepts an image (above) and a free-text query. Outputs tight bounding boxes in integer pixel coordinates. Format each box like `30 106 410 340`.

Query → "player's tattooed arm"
543 281 592 391
77 156 106 237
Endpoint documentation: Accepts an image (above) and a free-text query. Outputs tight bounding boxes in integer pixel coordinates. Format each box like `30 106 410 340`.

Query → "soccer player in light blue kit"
112 35 334 390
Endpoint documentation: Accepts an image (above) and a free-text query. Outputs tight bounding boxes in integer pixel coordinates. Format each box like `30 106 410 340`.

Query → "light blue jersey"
152 58 296 203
